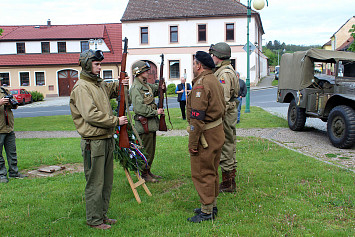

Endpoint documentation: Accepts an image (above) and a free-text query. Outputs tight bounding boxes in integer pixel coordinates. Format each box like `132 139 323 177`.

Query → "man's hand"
157 108 165 115
122 76 130 86
0 97 9 106
118 116 128 125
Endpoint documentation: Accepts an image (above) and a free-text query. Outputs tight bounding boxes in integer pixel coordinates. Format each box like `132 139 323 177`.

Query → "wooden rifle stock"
158 54 167 131
118 37 130 148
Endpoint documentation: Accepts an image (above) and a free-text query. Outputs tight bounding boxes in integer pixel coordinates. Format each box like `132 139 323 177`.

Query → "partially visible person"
209 42 239 193
0 84 27 184
187 51 225 223
175 77 191 120
70 49 128 230
129 60 164 183
237 74 247 124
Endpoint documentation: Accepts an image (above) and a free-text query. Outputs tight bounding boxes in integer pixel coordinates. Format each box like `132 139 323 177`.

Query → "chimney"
47 19 51 27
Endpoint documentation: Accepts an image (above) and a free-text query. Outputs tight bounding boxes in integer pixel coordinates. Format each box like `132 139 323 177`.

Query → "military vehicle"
277 48 355 148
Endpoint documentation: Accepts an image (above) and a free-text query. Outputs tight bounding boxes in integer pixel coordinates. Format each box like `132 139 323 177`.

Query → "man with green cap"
209 42 239 193
129 60 164 183
70 49 128 230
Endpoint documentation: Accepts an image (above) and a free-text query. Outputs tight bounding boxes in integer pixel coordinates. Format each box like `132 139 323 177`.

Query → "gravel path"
16 128 354 172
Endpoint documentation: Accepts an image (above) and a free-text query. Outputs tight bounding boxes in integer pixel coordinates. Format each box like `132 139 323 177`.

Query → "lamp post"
89 38 103 50
245 0 268 113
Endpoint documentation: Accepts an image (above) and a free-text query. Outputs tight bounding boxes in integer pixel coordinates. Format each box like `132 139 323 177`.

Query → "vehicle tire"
288 99 306 131
327 105 355 149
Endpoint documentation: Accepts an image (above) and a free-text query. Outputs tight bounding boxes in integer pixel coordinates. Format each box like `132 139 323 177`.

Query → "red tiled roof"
337 37 355 51
0 23 122 66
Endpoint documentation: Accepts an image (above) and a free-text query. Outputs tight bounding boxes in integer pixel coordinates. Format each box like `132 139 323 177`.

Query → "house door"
58 70 78 96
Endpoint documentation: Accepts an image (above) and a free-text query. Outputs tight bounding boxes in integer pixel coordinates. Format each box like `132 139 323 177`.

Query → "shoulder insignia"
219 77 226 84
196 92 201 98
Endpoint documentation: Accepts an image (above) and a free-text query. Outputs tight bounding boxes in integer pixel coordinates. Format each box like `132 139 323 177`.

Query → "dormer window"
41 42 50 53
16 43 25 54
57 42 66 53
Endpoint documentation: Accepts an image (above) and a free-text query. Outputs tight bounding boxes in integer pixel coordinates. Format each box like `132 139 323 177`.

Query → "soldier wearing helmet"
70 49 129 230
209 42 240 193
129 60 164 183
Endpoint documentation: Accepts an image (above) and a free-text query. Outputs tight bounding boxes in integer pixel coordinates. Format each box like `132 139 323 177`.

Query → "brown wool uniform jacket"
70 73 120 140
187 70 226 150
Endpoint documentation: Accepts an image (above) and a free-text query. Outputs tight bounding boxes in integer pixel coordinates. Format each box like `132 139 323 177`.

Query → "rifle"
118 37 130 148
158 54 167 131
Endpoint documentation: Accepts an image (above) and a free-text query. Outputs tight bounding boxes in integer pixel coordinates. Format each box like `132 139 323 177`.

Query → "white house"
121 0 268 86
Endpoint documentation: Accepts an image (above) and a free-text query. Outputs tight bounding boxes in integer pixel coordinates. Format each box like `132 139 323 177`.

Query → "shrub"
167 83 176 95
30 91 44 102
110 99 118 111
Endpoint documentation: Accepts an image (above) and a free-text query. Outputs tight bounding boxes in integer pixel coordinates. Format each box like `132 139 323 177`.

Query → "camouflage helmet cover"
209 42 231 59
78 49 104 71
132 61 151 76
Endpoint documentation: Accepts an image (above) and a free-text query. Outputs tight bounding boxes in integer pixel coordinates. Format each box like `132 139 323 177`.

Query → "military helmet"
132 61 151 76
78 49 104 69
209 42 231 59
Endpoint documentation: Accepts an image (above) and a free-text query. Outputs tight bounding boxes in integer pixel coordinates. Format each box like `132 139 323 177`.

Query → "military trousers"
220 105 238 172
0 131 19 177
80 137 114 226
140 132 156 170
190 124 225 210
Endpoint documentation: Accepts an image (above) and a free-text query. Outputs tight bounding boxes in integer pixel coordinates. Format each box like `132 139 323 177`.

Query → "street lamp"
245 0 268 113
89 38 103 50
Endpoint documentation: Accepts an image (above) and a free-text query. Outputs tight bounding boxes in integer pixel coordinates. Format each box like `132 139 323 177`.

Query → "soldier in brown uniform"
209 42 240 193
187 51 225 223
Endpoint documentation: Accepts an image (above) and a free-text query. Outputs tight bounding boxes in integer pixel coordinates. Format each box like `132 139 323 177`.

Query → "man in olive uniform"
209 42 240 193
187 51 225 223
70 49 128 230
0 85 27 183
129 61 164 183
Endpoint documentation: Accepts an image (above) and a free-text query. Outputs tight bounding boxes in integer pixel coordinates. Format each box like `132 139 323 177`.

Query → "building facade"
0 21 122 97
121 0 268 86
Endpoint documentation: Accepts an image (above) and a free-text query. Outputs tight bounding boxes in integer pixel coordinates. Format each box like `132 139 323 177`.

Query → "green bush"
29 91 44 102
167 83 176 95
110 99 118 111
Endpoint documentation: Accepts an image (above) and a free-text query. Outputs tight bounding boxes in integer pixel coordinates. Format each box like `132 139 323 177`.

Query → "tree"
262 47 278 66
348 24 355 52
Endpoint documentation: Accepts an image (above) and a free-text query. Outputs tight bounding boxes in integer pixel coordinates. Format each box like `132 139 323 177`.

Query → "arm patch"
191 109 206 120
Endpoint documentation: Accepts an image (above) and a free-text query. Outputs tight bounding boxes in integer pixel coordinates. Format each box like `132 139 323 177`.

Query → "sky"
1 0 355 46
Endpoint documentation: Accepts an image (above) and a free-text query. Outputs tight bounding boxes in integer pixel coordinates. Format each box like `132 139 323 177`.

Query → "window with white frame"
0 73 10 86
103 70 113 79
81 41 89 52
20 72 30 86
169 60 180 79
35 72 45 86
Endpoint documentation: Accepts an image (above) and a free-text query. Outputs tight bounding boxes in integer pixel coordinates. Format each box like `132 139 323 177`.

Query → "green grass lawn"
0 136 354 236
14 106 287 131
